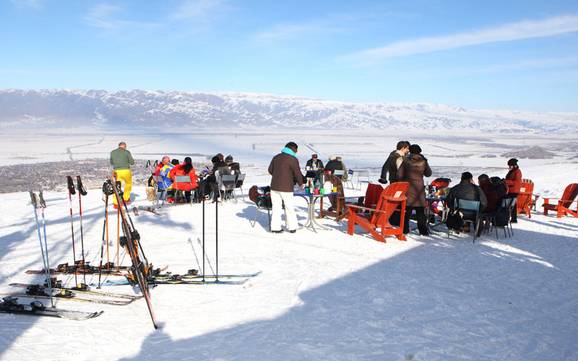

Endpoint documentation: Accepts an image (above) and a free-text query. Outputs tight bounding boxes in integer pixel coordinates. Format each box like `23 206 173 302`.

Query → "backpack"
446 210 464 230
249 185 272 209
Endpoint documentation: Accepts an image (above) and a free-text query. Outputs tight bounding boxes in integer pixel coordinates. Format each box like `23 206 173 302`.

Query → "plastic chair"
542 183 578 218
516 180 534 218
234 174 246 200
355 169 370 190
347 182 409 243
449 199 482 242
218 173 237 202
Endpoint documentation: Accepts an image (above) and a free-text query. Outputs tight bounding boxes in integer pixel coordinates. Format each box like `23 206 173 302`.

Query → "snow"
0 130 578 360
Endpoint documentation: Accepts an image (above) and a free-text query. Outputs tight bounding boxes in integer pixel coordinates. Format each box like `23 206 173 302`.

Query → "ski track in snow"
0 143 578 360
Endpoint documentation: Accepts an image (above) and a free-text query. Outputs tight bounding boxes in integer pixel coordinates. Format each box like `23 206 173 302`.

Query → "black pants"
404 207 428 235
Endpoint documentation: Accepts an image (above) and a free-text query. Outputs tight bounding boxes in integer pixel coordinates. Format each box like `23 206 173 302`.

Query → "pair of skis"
0 297 102 320
66 175 88 288
104 176 158 329
6 282 141 306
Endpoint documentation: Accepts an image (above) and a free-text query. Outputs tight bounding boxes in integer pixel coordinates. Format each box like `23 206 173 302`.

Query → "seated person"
324 155 344 177
225 155 241 173
306 154 324 170
447 172 487 211
478 174 507 213
169 156 198 203
446 172 487 232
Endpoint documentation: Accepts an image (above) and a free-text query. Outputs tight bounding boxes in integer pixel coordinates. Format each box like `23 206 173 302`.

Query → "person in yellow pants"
110 141 135 207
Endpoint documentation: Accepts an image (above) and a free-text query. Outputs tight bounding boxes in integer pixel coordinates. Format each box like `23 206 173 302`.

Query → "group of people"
111 139 523 238
376 140 523 236
445 158 522 234
305 154 348 181
109 142 242 205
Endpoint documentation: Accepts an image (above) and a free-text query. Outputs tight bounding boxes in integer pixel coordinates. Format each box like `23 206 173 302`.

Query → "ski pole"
38 191 54 308
215 197 219 282
30 192 53 307
76 176 87 286
66 176 78 287
202 193 205 283
97 193 108 289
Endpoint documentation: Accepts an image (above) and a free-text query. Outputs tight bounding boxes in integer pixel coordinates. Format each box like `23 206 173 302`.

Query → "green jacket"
110 148 135 170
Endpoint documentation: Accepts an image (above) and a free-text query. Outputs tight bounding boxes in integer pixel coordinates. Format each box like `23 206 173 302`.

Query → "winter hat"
409 144 422 154
329 155 337 161
507 158 518 166
225 155 233 163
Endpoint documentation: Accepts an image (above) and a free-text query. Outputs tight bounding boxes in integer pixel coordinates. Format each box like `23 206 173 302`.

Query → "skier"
110 141 135 206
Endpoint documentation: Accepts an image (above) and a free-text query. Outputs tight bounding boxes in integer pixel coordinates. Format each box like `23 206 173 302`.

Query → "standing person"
268 142 304 233
110 141 135 206
169 156 198 203
324 155 343 175
379 141 410 184
504 158 522 223
336 156 348 181
306 154 324 170
401 144 432 235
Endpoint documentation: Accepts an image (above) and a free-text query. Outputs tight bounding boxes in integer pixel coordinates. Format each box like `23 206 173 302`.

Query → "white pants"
270 190 298 231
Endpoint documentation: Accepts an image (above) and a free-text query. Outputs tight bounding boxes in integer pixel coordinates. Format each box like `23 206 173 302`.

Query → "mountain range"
0 89 576 135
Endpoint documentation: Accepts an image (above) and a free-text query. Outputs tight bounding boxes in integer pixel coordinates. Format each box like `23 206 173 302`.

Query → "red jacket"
505 168 522 194
169 164 198 191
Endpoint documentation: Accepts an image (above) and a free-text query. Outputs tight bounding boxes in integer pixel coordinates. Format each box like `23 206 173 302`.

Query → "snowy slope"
1 89 577 134
1 162 578 361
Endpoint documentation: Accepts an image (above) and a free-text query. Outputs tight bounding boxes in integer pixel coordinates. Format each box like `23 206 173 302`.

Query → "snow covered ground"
1 132 578 361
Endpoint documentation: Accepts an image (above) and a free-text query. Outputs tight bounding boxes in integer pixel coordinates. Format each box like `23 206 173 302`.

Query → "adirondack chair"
516 179 534 218
347 182 409 242
542 183 578 218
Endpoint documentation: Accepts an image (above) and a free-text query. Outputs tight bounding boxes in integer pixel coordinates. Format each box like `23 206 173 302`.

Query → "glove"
378 178 388 184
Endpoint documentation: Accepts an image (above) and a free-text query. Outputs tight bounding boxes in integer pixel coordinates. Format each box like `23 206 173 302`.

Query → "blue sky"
1 0 578 111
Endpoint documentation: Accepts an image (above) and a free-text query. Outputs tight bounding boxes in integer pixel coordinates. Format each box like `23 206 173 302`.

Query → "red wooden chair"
347 182 409 242
542 183 578 218
516 179 534 218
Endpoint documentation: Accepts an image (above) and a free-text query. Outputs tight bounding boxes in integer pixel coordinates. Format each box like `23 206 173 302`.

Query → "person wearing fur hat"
504 158 522 223
401 144 432 235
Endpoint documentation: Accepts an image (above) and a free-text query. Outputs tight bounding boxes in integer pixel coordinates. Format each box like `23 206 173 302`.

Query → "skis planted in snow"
106 176 158 329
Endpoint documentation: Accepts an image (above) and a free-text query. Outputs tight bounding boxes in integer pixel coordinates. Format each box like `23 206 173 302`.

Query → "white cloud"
339 15 578 65
84 3 160 31
255 23 334 42
170 0 227 21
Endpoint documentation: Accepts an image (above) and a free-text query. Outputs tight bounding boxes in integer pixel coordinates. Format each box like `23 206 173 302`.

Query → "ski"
26 262 132 276
106 177 158 329
132 206 160 216
0 297 103 320
0 291 134 306
10 283 142 301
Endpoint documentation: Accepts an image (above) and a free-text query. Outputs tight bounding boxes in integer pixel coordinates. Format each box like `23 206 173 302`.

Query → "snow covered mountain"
0 89 576 134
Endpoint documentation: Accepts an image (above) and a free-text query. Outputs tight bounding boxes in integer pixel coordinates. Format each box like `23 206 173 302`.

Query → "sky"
1 0 578 112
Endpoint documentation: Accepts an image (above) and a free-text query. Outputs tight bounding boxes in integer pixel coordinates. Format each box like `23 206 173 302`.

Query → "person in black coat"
379 141 410 184
306 154 324 170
